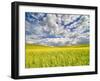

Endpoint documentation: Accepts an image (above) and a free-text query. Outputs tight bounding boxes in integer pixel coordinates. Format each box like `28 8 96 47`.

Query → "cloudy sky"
25 12 90 46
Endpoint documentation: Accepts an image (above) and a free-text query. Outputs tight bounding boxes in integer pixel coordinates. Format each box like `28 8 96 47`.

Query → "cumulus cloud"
25 12 90 46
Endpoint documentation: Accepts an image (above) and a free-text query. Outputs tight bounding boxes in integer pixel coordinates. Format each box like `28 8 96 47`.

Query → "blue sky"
25 12 90 46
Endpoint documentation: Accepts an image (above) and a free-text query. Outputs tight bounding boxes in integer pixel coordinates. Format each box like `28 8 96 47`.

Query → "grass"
25 44 89 68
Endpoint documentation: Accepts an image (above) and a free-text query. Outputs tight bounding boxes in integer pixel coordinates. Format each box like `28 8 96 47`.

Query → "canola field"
25 44 89 68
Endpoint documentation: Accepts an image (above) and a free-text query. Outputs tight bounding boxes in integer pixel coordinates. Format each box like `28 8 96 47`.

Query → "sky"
25 12 90 46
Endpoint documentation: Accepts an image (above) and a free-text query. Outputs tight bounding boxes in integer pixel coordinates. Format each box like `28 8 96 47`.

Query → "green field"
25 44 89 68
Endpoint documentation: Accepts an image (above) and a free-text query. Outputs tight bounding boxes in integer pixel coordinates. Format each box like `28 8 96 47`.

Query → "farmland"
25 44 89 68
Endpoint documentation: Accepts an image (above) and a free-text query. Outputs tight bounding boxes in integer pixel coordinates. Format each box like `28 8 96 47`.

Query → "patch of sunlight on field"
25 44 89 68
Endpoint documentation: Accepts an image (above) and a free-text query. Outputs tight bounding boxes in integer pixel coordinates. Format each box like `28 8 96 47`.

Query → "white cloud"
25 13 90 46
